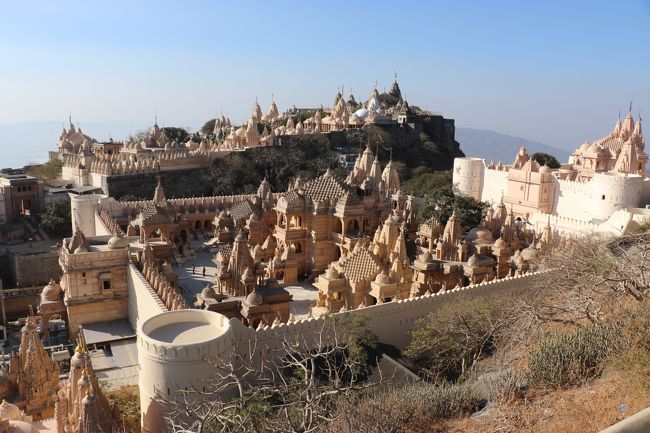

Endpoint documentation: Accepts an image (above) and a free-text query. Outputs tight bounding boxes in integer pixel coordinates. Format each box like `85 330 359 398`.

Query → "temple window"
102 280 111 291
602 195 606 200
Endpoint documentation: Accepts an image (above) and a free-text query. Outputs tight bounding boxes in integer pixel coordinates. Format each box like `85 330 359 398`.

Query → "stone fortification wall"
70 193 107 237
588 173 644 220
105 169 215 199
554 178 592 221
480 168 509 204
245 271 544 354
103 192 282 222
14 251 61 287
641 179 650 205
138 271 544 433
452 157 484 200
138 310 234 433
529 212 599 235
127 264 167 332
94 211 113 236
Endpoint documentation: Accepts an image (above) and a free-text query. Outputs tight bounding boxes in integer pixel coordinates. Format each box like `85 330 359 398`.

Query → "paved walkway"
175 237 217 304
174 236 320 316
285 282 319 318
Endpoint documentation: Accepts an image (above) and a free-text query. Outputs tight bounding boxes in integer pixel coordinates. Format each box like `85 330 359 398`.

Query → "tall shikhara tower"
13 310 60 420
55 332 118 433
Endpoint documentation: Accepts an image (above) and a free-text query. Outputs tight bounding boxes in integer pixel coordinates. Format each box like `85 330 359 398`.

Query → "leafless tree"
506 232 650 347
164 316 384 433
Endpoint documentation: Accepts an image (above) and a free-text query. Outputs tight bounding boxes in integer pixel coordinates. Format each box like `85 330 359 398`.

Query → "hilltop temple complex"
55 78 420 194
8 72 650 433
48 134 549 339
453 110 650 235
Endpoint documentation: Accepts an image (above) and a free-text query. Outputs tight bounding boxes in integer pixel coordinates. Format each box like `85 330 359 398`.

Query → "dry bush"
324 382 484 433
164 316 383 433
404 299 509 383
500 233 650 355
527 323 624 389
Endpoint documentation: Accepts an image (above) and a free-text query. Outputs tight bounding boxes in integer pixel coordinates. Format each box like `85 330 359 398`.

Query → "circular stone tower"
70 193 106 237
589 172 644 221
452 157 485 200
138 310 234 433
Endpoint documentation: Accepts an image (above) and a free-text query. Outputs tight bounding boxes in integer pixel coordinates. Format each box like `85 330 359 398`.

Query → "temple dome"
0 400 21 421
201 285 216 299
78 372 90 388
354 108 370 120
467 253 480 267
41 279 62 303
325 266 339 280
107 234 129 249
586 142 603 154
374 270 390 285
466 226 493 245
245 290 263 306
521 244 540 262
74 244 89 254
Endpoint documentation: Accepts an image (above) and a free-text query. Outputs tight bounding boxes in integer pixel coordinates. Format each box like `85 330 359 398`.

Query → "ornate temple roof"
338 246 382 285
299 170 350 203
230 199 260 223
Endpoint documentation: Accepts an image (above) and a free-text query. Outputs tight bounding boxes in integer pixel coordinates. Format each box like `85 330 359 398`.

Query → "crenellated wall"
529 212 599 235
138 309 233 433
127 264 167 333
137 271 546 433
480 168 509 204
245 271 545 352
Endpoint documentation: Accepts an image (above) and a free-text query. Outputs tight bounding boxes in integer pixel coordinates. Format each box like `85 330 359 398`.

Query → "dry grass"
106 385 141 433
430 362 650 433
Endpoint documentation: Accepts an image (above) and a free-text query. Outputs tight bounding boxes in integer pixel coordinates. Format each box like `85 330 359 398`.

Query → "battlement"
529 212 599 235
556 177 591 195
139 309 233 362
127 264 167 332
243 271 546 352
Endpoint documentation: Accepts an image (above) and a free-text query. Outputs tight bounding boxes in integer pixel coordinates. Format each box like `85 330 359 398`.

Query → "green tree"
531 152 561 169
420 189 488 229
200 119 216 135
161 127 189 143
26 159 62 181
40 199 71 237
402 168 452 196
119 194 147 202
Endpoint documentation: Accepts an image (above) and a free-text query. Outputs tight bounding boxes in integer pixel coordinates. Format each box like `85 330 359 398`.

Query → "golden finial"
74 338 83 353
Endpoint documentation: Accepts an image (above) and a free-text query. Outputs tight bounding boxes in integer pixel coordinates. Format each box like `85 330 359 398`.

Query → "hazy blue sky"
1 0 649 153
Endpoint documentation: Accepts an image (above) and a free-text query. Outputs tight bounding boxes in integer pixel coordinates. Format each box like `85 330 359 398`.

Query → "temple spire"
153 175 166 203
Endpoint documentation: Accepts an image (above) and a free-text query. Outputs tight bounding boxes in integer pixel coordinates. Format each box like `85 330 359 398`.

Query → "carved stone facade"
0 313 59 420
55 335 118 433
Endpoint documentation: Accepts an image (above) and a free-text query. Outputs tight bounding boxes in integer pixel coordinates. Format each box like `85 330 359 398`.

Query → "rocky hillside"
207 117 463 197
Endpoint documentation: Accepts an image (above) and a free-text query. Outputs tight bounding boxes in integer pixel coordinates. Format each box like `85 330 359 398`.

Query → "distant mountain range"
456 127 571 163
